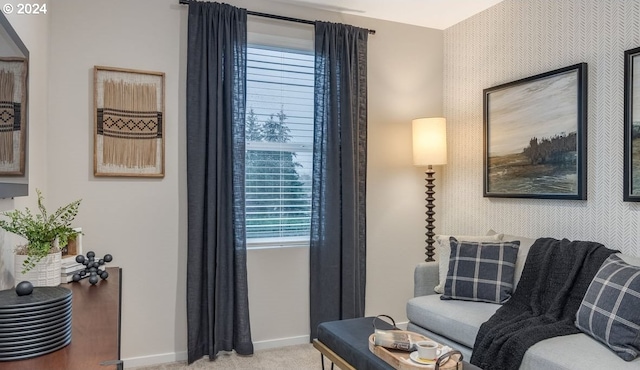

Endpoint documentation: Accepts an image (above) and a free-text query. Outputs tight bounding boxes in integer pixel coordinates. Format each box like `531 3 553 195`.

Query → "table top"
0 267 122 370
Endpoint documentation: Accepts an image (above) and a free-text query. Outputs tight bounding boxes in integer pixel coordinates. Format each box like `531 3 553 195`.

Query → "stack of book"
60 259 85 283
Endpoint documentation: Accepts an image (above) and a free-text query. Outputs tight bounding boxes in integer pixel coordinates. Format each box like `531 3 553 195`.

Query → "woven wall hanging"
94 66 165 177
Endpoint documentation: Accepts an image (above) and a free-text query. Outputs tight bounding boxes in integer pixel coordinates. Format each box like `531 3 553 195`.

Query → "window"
245 45 314 247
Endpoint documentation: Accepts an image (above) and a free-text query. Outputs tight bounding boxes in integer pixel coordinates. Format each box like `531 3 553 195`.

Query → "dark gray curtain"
186 1 253 363
310 21 368 339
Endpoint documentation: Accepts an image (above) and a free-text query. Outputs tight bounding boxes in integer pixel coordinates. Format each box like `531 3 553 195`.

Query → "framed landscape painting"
624 47 640 201
483 63 587 199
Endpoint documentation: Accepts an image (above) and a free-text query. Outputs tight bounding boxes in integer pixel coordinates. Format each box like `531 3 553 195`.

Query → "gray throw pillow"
434 233 504 294
441 237 519 304
575 254 640 361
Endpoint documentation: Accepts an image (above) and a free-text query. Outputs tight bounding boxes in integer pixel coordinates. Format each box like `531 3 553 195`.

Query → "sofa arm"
414 262 439 297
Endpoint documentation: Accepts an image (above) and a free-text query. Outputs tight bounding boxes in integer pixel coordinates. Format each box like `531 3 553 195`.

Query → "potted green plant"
0 189 81 286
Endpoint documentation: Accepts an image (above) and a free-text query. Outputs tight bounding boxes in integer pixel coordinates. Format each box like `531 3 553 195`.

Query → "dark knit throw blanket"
470 238 617 370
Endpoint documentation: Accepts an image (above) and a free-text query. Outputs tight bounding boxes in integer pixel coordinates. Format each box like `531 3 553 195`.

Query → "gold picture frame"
94 66 165 177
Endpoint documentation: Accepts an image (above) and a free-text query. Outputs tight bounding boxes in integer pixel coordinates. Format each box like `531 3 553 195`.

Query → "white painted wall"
442 0 640 258
46 0 187 365
0 0 443 366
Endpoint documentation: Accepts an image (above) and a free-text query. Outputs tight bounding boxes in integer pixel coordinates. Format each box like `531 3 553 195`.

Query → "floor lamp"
412 117 447 262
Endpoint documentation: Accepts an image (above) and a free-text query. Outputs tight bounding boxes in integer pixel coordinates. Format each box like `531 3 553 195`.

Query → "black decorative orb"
98 259 104 265
82 259 89 266
15 281 34 296
75 255 85 264
88 275 99 285
103 254 113 263
89 267 96 273
86 251 95 258
100 271 109 280
80 270 87 276
72 274 82 282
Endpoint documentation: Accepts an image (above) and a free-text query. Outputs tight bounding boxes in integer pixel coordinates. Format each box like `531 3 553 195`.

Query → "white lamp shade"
412 117 447 166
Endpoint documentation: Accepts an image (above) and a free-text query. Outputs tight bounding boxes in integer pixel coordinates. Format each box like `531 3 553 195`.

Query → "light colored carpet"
131 344 326 370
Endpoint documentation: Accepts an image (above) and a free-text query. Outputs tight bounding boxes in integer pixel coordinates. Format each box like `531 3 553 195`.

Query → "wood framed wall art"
624 47 640 201
61 227 82 262
94 66 165 177
0 57 27 176
483 63 588 200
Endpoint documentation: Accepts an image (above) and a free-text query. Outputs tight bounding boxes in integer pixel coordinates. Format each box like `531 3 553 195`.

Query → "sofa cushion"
619 253 640 266
406 294 499 348
575 254 640 361
501 233 536 290
441 238 519 304
521 333 640 370
434 233 503 293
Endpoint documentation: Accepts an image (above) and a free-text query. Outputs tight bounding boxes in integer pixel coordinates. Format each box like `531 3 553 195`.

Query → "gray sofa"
406 235 640 370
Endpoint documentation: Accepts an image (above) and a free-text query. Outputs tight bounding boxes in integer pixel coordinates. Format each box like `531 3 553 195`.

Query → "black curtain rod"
179 0 376 35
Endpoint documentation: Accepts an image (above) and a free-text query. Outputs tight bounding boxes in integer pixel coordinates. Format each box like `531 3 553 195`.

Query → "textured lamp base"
424 166 436 262
0 287 72 361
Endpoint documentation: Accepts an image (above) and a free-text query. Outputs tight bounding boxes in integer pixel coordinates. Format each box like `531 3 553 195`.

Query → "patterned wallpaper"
442 0 640 256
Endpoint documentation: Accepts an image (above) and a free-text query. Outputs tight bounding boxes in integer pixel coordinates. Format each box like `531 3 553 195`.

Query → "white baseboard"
123 351 187 369
253 334 309 350
122 335 309 368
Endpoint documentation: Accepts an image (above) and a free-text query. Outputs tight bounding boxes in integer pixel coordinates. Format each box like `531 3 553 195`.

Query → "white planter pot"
14 251 62 287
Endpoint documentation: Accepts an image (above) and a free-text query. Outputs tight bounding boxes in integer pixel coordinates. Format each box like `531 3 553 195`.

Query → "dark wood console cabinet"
0 267 122 370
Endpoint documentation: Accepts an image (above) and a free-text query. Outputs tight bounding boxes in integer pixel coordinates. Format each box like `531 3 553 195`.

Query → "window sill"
247 240 310 250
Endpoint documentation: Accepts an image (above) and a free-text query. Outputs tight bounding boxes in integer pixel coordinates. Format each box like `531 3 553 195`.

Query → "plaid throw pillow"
441 237 519 304
433 233 504 294
575 254 640 361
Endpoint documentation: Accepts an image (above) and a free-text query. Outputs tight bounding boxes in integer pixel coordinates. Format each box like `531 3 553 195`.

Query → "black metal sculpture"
72 251 113 285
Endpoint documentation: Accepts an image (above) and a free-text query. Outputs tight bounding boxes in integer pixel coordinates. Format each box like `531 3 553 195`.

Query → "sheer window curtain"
185 1 253 363
310 21 369 339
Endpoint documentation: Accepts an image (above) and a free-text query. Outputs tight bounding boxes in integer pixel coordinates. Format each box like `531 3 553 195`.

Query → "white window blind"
245 45 314 246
